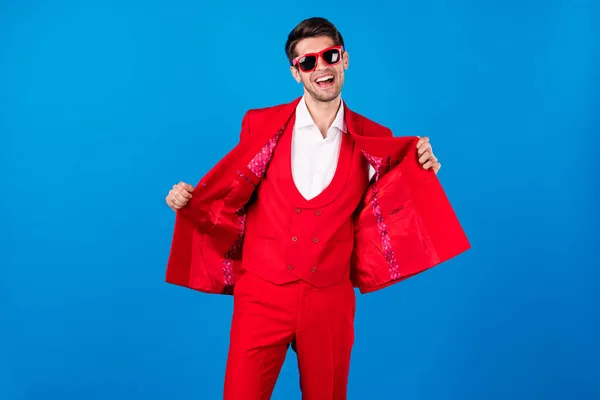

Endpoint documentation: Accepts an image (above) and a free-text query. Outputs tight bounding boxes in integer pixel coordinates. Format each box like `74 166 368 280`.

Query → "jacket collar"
343 101 363 137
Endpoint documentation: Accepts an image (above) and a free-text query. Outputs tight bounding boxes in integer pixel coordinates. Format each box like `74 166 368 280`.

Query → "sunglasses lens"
323 49 341 65
298 56 317 71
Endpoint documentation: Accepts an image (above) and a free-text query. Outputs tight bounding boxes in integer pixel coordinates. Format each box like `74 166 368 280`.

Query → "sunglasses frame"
292 45 345 72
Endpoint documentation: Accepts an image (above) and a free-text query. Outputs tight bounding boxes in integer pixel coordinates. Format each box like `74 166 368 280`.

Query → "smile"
314 74 335 87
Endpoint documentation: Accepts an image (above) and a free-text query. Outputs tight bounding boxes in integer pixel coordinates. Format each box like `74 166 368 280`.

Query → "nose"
315 55 328 71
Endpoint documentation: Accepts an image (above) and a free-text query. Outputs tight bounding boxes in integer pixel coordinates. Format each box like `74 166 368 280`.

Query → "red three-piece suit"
165 96 471 399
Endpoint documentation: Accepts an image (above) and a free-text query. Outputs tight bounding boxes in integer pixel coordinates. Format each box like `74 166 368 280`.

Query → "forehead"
295 36 335 56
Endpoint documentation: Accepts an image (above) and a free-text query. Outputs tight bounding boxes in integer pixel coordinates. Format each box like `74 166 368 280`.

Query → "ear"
343 51 349 70
290 65 302 83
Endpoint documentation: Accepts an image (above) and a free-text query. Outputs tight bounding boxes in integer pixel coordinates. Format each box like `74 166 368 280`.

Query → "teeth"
316 75 334 83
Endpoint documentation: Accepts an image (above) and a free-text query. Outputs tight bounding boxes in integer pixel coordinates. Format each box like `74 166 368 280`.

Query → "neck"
303 93 341 138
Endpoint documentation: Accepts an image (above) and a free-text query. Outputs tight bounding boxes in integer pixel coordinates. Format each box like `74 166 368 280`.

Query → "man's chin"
308 87 341 103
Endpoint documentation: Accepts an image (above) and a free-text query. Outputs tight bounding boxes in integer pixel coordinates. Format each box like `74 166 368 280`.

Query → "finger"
173 192 188 204
171 191 187 204
419 150 432 165
417 142 431 156
178 188 193 199
178 181 194 192
171 196 183 209
422 160 434 170
171 196 185 207
416 136 429 148
424 160 440 171
166 195 178 210
166 191 175 204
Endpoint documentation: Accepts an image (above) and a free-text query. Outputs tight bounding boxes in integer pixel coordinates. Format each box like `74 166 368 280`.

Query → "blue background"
2 0 599 399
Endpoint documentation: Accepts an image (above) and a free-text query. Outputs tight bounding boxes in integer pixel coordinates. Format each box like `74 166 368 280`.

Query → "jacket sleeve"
239 110 252 141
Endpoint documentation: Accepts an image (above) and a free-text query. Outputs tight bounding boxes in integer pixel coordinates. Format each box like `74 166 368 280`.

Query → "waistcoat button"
287 264 294 270
295 208 301 214
313 238 319 243
310 266 316 272
292 236 298 242
315 210 322 216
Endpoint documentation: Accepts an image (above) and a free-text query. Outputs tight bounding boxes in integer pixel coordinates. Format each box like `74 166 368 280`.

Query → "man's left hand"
417 136 441 174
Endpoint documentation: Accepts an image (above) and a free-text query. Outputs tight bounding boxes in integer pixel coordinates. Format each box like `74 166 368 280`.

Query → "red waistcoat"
165 97 471 295
242 112 370 287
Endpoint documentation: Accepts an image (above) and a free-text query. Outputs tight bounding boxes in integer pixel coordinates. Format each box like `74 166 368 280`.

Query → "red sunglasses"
292 45 345 73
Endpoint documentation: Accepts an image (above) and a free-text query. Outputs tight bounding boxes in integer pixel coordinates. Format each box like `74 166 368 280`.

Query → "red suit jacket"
165 97 471 295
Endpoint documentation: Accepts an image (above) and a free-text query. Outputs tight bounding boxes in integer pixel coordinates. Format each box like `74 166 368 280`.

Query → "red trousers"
223 271 356 399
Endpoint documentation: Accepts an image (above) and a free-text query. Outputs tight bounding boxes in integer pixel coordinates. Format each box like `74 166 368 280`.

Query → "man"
164 17 469 400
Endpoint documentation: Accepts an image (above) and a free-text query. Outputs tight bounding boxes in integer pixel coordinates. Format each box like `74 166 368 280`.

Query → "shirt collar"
295 95 347 136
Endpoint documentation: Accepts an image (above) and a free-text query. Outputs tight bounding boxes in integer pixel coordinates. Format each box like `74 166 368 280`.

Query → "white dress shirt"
291 96 376 201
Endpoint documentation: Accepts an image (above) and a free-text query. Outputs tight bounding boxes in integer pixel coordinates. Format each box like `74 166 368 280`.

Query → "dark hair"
285 17 345 65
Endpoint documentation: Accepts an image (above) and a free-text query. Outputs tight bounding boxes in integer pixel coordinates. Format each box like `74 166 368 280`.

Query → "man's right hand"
166 181 194 211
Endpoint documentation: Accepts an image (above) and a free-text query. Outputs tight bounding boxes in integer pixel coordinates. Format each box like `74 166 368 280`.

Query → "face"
290 36 349 103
